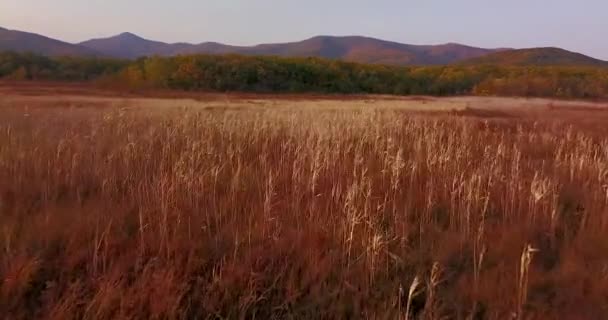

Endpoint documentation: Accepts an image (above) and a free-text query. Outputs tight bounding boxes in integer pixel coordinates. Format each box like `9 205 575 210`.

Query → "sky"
1 0 607 59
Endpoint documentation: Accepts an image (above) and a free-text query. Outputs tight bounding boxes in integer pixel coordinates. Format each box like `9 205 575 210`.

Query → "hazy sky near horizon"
2 0 607 59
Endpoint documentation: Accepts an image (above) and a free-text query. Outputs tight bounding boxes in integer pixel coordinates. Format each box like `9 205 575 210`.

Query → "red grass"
1 97 608 319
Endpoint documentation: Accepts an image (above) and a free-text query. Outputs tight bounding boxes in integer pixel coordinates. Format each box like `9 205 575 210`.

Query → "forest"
1 51 607 98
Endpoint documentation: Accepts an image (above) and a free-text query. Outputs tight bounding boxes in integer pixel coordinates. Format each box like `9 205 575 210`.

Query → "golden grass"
1 96 608 319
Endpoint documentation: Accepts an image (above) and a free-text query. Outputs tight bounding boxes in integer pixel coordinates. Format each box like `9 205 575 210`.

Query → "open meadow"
1 87 608 319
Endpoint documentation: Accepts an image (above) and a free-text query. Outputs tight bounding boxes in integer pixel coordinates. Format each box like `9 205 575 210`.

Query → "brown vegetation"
1 95 608 319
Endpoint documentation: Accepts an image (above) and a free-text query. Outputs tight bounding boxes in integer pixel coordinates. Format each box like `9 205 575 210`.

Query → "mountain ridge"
77 32 506 65
460 47 608 66
0 27 98 56
1 27 606 66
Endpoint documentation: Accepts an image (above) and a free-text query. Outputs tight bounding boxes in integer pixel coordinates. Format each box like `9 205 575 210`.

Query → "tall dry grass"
1 101 608 319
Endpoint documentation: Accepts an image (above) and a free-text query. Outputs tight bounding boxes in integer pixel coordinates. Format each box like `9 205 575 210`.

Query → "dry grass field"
1 89 608 319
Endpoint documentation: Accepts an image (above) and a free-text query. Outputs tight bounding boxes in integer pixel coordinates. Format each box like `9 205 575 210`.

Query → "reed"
1 100 607 319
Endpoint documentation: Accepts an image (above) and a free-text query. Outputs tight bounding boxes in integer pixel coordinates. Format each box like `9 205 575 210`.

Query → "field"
1 87 608 319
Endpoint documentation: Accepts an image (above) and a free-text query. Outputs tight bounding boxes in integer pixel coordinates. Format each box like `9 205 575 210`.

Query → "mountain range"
78 32 505 65
0 27 97 56
1 26 606 66
461 47 608 66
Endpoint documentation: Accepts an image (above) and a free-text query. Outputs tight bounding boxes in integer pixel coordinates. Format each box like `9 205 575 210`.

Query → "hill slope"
79 33 503 65
79 32 182 58
241 36 504 65
461 47 607 66
0 27 97 56
4 27 606 67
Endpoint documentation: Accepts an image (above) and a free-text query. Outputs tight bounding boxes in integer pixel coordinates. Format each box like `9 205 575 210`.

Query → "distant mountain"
78 33 504 65
79 32 178 58
461 47 607 66
240 36 506 65
2 27 606 67
0 27 97 56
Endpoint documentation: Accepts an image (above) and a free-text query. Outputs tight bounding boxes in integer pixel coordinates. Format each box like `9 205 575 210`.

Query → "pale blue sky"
1 0 607 59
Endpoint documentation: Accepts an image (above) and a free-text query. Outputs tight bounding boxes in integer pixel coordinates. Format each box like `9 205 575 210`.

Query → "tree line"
1 51 607 98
